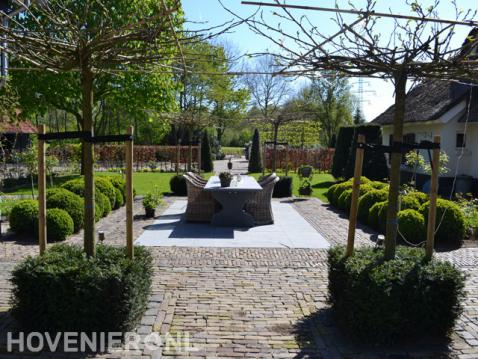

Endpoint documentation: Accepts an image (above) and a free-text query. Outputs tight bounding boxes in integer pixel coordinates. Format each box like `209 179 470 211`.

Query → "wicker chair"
186 171 207 185
183 174 216 222
245 174 279 225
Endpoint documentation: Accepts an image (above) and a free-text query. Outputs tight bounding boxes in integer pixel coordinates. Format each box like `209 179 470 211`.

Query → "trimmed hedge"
170 175 187 196
46 188 84 232
369 181 388 190
97 191 111 217
397 209 425 244
401 195 421 211
248 128 263 173
420 199 466 244
9 200 38 236
406 191 429 205
114 187 124 209
357 189 388 222
11 244 153 333
332 126 355 178
273 176 293 198
368 201 388 232
39 208 74 242
338 189 353 212
344 125 389 181
328 246 466 344
95 177 116 209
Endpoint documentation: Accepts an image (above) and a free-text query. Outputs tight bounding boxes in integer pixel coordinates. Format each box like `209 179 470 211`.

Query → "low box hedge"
272 176 292 198
11 244 153 334
328 246 465 344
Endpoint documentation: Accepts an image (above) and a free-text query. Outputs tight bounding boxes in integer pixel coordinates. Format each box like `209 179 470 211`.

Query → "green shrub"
332 126 355 178
40 208 74 242
328 246 465 344
9 200 38 235
357 189 389 222
406 191 429 205
336 184 373 213
344 125 389 181
46 188 84 232
420 199 466 244
97 191 111 217
326 184 338 204
11 244 153 333
248 128 263 173
338 189 352 212
201 131 214 172
95 177 116 209
398 209 426 244
273 176 292 198
400 195 421 211
107 176 126 196
370 181 388 190
61 178 84 196
95 198 103 222
63 177 117 208
368 201 388 232
329 182 352 207
170 175 187 196
114 187 124 209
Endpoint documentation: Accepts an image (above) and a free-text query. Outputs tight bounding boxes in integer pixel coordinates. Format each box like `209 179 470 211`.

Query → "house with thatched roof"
371 80 478 195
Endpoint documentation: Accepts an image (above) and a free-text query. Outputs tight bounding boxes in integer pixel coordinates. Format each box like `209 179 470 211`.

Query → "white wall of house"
379 99 478 178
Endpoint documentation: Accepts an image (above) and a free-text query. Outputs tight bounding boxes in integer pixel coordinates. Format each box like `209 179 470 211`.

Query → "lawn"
3 171 334 202
222 147 244 157
2 172 213 197
250 171 335 202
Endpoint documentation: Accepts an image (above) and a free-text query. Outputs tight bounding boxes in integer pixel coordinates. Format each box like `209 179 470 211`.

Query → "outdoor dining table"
204 175 262 227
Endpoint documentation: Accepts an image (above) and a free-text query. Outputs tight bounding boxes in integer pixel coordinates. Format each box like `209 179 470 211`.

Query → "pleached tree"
1 0 233 256
231 0 478 259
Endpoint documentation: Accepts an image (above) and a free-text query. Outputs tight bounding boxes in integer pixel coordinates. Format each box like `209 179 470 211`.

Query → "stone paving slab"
135 200 329 249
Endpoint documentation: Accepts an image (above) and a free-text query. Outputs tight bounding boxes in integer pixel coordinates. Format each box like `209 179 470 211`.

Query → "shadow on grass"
311 181 335 189
291 308 452 358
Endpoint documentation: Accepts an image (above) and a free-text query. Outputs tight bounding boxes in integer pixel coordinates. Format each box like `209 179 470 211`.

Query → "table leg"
211 191 255 227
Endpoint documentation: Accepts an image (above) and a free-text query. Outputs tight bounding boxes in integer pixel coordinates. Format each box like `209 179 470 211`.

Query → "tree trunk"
384 70 407 260
272 123 279 172
81 66 96 257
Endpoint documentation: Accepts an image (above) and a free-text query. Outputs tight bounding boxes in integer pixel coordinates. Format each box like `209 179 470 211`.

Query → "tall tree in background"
248 128 263 173
297 74 353 147
244 55 291 171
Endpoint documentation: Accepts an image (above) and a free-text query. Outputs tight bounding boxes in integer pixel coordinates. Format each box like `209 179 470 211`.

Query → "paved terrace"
0 187 477 357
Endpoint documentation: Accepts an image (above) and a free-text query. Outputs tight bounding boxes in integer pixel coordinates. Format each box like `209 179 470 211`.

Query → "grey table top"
204 175 262 192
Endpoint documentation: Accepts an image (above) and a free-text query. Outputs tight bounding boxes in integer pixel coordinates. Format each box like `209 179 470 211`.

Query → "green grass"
3 172 213 197
222 147 243 157
250 171 335 202
3 171 335 202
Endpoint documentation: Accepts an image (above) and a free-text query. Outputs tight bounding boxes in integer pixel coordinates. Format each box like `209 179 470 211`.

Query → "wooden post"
262 143 266 176
176 139 181 175
37 124 47 255
346 134 365 257
285 144 289 176
197 138 202 175
426 135 440 261
126 126 134 259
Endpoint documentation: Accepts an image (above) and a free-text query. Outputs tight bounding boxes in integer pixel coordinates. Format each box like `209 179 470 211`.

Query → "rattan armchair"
186 171 208 185
245 174 279 225
183 174 216 222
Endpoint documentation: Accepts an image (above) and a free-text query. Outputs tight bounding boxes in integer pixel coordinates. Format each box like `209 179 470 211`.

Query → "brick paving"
0 196 478 358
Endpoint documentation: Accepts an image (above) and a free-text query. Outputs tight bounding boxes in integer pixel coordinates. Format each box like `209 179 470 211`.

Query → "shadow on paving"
292 308 452 358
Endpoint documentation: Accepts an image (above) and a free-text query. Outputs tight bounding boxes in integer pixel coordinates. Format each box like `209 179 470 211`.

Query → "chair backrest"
183 174 204 189
261 176 279 194
259 173 278 187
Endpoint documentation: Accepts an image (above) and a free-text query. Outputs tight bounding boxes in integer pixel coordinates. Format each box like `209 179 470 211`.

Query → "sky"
182 0 477 122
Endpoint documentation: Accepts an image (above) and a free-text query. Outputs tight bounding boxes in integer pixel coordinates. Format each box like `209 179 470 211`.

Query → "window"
456 133 466 148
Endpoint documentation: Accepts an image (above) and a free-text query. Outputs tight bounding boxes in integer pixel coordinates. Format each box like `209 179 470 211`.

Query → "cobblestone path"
0 197 478 358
